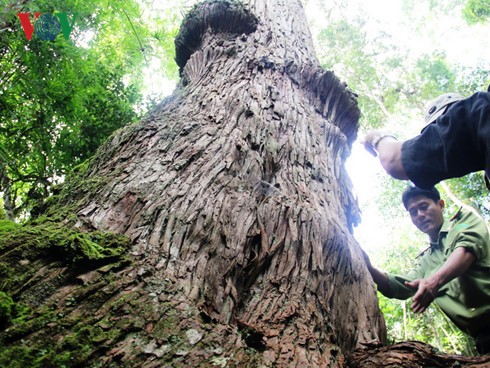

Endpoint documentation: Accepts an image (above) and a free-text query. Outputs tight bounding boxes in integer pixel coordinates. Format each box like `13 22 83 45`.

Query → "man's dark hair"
402 185 441 209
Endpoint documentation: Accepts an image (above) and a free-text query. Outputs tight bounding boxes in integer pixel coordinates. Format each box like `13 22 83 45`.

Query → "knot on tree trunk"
174 0 258 74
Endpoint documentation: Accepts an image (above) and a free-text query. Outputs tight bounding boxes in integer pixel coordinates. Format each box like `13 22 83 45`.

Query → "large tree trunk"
2 0 382 366
3 1 489 367
72 0 384 364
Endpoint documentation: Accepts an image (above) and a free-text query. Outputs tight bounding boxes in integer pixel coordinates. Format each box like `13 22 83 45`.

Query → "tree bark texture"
349 341 490 367
73 0 386 364
1 0 389 367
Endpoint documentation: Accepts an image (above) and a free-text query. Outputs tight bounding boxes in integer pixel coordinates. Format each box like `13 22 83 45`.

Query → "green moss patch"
0 292 14 327
0 220 20 236
0 221 130 263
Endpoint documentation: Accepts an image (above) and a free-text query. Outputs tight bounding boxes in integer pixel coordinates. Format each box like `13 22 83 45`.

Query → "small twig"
121 8 149 69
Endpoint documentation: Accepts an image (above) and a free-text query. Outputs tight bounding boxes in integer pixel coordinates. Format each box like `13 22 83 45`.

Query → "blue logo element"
34 14 62 41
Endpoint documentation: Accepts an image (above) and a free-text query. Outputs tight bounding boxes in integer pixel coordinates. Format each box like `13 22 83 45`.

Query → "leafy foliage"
316 18 395 128
463 0 490 24
0 0 186 219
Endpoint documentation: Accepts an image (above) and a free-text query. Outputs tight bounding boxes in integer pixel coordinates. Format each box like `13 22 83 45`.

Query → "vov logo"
17 12 78 41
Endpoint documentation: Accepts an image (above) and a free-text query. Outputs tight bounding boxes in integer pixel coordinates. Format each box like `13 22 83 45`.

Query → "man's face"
406 195 445 241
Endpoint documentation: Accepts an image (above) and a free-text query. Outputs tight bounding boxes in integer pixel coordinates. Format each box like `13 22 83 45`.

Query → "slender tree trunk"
0 166 15 220
402 300 408 341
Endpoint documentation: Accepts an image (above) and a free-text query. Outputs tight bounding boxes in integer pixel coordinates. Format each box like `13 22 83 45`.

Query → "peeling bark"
349 341 490 367
70 0 384 364
0 1 390 367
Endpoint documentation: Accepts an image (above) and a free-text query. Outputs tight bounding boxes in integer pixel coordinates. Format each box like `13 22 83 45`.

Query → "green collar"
417 207 463 258
439 218 452 235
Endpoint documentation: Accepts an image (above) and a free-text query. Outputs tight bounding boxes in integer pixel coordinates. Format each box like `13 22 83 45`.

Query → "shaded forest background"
0 0 489 357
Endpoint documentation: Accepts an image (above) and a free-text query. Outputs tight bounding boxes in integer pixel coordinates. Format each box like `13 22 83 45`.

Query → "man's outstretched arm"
363 130 409 180
405 247 476 313
361 249 390 295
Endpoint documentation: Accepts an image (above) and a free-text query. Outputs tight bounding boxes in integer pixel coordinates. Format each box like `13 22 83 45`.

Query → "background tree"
0 0 175 219
463 0 490 24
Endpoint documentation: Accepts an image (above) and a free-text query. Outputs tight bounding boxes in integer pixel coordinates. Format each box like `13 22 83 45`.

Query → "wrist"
371 134 397 150
428 274 443 296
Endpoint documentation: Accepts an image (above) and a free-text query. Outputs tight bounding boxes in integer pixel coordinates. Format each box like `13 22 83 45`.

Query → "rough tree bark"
74 0 385 364
1 0 490 367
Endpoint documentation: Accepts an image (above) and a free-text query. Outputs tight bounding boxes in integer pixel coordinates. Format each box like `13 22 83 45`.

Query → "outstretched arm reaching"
405 247 476 313
361 249 390 295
